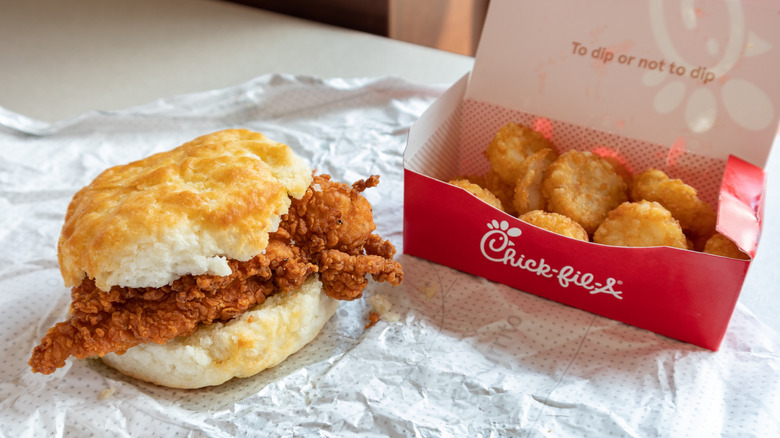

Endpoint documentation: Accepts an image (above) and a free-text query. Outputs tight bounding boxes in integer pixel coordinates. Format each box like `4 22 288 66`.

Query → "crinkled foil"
1 74 778 437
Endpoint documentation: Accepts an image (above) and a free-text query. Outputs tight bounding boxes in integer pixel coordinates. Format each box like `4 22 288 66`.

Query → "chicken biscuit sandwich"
29 129 403 388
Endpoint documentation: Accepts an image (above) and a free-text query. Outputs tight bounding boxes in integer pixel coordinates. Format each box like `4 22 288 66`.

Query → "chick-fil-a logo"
480 220 623 299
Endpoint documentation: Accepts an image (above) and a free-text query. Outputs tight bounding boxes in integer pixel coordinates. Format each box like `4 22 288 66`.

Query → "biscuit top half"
58 129 313 292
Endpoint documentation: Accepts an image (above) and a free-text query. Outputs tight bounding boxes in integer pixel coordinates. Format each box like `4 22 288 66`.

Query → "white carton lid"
466 0 780 168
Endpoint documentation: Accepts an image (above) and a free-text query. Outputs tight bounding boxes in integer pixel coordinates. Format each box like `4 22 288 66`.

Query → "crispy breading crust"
542 150 628 235
513 148 558 215
100 277 338 389
449 179 504 211
484 169 517 215
485 122 557 186
593 201 688 249
703 233 750 260
631 168 716 241
29 241 315 375
31 129 404 384
519 210 588 241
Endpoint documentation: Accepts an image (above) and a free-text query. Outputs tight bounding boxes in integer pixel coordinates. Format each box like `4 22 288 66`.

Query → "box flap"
405 73 469 180
466 0 780 168
718 154 765 257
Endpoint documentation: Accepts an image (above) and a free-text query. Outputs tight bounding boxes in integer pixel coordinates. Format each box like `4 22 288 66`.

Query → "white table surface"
1 0 777 335
0 0 473 122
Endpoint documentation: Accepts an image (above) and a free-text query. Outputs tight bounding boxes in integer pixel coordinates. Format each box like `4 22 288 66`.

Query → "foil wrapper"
0 74 778 437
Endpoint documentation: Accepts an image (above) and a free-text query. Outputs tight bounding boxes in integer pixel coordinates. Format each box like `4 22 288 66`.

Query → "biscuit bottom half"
101 277 337 389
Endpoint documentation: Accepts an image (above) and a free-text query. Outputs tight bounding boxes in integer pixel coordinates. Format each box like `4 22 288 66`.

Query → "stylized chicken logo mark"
646 1 774 134
481 220 522 257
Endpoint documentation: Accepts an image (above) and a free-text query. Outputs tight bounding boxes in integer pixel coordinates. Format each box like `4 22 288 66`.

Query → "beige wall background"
226 0 489 55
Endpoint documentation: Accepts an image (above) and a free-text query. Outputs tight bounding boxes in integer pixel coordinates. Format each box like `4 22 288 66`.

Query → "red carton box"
403 0 780 350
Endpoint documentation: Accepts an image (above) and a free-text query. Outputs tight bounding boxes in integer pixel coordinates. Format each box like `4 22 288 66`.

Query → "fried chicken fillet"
29 130 402 378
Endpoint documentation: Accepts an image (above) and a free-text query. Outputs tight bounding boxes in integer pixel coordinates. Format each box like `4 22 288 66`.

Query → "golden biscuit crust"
58 129 313 291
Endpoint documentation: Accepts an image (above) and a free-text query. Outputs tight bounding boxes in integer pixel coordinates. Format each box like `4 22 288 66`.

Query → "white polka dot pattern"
0 74 777 437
